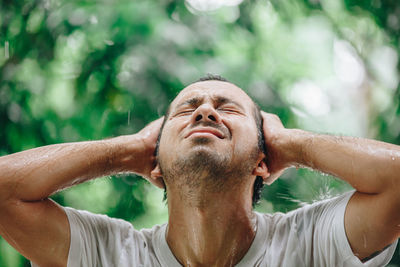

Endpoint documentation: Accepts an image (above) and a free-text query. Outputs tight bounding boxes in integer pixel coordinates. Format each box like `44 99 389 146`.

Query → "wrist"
271 129 304 168
106 134 145 173
284 129 315 168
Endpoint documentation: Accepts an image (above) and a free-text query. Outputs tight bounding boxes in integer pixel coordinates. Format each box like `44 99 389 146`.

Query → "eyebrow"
175 96 245 111
176 97 202 108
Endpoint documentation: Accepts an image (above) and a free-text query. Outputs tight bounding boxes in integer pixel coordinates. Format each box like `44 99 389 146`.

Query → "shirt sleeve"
63 207 134 267
294 191 398 267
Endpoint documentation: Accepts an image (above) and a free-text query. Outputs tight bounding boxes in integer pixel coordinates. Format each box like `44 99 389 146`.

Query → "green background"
1 0 400 265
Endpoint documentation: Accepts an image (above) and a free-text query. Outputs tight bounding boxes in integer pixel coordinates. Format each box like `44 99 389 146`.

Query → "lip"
185 127 224 139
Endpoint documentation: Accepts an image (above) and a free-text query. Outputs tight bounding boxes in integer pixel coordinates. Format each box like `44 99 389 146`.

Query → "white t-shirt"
32 191 398 267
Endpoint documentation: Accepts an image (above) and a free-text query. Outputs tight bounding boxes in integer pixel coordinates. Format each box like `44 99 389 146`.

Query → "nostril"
195 115 202 121
208 115 216 121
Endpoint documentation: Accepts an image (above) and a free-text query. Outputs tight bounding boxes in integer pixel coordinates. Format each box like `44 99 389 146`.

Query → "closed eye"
176 109 195 116
218 106 241 114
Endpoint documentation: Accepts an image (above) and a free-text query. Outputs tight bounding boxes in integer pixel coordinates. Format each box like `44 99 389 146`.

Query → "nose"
191 103 222 124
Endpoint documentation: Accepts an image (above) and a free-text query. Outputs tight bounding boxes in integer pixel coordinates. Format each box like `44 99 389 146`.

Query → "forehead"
170 81 254 111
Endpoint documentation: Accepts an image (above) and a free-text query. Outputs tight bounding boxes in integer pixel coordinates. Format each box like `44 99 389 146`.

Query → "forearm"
0 135 143 202
288 130 400 194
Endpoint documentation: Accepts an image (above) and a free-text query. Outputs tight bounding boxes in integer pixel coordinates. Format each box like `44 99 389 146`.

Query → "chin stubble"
159 142 260 200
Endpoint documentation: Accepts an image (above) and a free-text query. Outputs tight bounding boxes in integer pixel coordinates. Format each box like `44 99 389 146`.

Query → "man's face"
157 80 261 191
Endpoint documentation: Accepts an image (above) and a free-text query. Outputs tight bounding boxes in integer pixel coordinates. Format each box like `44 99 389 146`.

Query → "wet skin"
151 81 269 266
1 80 400 266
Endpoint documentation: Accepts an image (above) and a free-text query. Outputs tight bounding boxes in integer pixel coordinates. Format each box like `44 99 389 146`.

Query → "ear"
252 153 270 181
150 164 165 189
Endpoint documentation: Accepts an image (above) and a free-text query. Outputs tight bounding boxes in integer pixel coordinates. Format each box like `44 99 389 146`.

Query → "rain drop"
5 41 9 59
104 40 114 46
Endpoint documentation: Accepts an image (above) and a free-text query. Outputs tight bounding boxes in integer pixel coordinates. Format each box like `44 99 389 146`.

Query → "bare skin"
262 112 400 259
0 80 399 266
151 82 269 266
0 119 164 267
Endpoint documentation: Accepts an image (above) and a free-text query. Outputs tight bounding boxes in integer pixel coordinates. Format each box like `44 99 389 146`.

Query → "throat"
166 205 257 267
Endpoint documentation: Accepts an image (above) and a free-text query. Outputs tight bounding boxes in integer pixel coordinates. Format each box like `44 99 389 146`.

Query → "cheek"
231 122 259 153
159 129 174 156
158 120 187 154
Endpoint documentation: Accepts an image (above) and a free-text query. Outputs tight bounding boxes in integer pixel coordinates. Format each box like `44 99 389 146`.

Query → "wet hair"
195 74 230 83
155 74 266 206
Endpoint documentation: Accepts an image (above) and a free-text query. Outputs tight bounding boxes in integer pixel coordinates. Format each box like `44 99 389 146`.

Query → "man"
0 76 399 267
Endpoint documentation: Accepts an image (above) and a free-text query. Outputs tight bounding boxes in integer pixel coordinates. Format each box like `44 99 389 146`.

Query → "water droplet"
89 15 98 24
104 40 114 46
5 41 9 59
363 234 367 248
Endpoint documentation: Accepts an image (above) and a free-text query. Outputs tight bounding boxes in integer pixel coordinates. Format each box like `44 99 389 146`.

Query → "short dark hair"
195 73 230 83
155 75 266 206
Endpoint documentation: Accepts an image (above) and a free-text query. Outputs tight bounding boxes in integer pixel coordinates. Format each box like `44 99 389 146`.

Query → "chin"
180 147 230 177
189 145 216 157
191 136 214 145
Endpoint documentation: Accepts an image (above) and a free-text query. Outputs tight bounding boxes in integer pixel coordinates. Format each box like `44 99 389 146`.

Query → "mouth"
185 127 224 139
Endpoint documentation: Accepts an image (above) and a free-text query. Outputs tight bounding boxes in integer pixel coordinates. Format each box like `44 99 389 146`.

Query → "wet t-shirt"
39 191 397 267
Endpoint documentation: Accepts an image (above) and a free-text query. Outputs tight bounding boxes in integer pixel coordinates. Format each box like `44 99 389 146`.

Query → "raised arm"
262 112 400 260
0 118 163 267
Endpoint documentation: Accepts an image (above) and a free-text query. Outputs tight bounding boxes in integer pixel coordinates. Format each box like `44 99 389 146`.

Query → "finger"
262 112 284 128
263 170 284 185
152 116 164 127
140 117 165 140
149 176 165 189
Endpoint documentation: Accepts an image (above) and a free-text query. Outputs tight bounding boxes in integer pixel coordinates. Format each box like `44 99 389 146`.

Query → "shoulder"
253 191 397 266
257 190 355 228
254 191 356 255
64 207 167 266
64 207 133 236
253 191 355 266
64 207 166 240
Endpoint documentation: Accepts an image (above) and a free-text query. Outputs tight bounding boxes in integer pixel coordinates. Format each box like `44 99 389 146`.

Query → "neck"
166 185 257 267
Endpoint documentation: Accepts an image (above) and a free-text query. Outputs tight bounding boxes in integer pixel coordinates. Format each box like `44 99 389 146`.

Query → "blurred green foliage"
1 0 399 265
